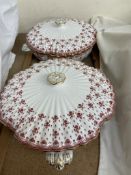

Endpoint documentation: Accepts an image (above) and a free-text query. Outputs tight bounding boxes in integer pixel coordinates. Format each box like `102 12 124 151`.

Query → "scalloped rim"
0 60 115 152
26 38 96 58
26 19 97 58
0 93 115 152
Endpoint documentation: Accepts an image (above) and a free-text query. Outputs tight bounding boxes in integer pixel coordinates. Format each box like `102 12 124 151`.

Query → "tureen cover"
26 18 96 57
0 59 115 151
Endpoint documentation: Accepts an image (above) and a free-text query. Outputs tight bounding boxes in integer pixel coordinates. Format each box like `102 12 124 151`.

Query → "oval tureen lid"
26 18 96 57
0 59 115 151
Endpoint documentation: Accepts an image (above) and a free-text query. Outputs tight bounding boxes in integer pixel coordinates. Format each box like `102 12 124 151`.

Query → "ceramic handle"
47 72 66 85
55 19 66 26
46 150 73 170
22 43 31 52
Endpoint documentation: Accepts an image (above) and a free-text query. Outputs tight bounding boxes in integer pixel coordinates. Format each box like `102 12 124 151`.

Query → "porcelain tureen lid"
0 59 115 151
26 18 96 57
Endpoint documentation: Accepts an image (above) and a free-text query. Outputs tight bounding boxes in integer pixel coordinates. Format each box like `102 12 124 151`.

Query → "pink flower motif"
28 116 34 122
95 83 100 87
86 95 92 100
88 130 94 135
19 78 23 81
13 97 18 102
94 120 98 125
63 120 69 127
77 135 82 141
41 140 47 145
100 112 104 117
53 130 59 137
20 99 25 104
49 44 53 47
77 112 82 119
109 101 113 105
68 111 74 118
10 82 14 86
8 107 13 112
52 115 58 122
36 70 40 73
90 86 95 91
38 114 45 120
15 124 19 129
100 78 104 82
65 139 71 144
19 118 24 123
88 103 94 109
74 125 80 133
27 75 31 79
88 114 94 120
95 93 100 98
44 122 50 128
99 101 104 107
53 140 59 146
109 85 112 89
78 103 84 110
18 108 24 114
29 138 35 142
107 108 111 112
28 108 34 114
9 117 13 123
110 93 113 97
32 127 38 135
17 90 23 95
91 74 95 77
103 89 107 94
89 78 93 83
20 133 25 137
13 87 18 91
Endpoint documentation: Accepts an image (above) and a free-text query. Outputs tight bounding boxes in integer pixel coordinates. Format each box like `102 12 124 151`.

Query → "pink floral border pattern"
0 59 115 152
26 19 96 58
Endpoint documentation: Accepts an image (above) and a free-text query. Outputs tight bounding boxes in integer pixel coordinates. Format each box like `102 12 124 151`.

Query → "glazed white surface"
39 20 82 40
23 64 90 116
1 59 114 151
26 19 96 58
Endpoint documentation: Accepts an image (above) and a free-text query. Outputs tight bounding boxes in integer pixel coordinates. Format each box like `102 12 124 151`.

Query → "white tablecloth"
0 0 18 90
91 16 131 175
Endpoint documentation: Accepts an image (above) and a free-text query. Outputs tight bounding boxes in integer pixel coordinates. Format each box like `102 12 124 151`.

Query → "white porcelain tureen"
0 59 115 170
25 18 96 61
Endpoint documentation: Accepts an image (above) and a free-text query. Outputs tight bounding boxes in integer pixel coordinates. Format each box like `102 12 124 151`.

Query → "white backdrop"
91 16 131 175
0 0 18 90
18 0 131 33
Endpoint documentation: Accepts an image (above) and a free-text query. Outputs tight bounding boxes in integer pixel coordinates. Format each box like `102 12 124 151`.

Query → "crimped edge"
0 93 115 152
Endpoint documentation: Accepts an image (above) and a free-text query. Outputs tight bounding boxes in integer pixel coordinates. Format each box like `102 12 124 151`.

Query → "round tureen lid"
0 59 115 151
26 18 96 58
